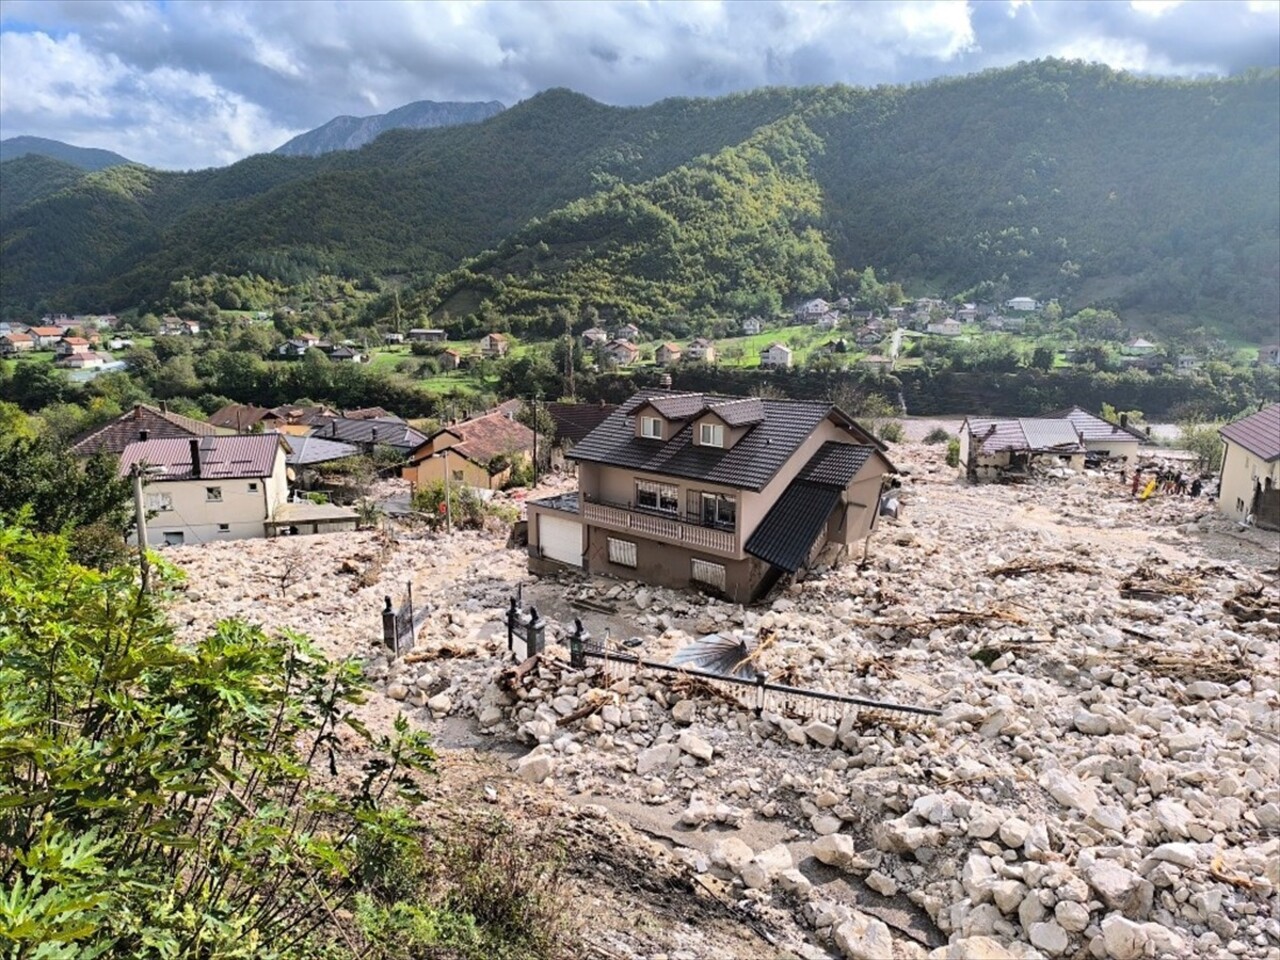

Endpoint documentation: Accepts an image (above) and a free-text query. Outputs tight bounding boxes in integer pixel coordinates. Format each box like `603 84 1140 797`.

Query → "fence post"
381 596 398 654
756 674 767 716
527 605 546 656
569 617 589 669
506 596 519 655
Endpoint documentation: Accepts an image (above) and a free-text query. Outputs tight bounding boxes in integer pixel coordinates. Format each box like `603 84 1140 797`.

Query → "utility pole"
442 448 453 534
531 394 539 489
131 464 151 593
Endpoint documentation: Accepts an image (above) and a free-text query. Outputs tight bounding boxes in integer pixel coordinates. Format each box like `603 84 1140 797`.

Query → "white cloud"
0 0 1275 168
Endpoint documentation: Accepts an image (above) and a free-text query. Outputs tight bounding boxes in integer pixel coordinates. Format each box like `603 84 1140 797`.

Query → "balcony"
585 494 737 557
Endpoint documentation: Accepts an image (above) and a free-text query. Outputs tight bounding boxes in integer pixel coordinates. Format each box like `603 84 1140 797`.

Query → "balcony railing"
580 494 737 557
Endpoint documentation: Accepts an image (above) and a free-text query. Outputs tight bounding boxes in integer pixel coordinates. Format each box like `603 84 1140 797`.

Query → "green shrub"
923 426 952 444
412 479 487 529
945 438 961 468
877 420 904 443
1178 421 1225 471
0 522 436 958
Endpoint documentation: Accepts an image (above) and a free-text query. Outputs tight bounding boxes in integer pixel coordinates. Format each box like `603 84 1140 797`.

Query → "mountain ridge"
0 136 134 170
273 99 506 157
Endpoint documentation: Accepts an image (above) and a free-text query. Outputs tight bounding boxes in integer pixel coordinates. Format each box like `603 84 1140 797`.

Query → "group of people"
1130 466 1202 499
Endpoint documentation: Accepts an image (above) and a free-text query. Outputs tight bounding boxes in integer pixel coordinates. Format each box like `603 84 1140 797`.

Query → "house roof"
545 402 618 445
965 417 1085 456
410 411 534 469
118 434 287 481
1043 406 1149 444
1 333 33 342
279 433 361 466
606 338 639 353
657 342 682 353
745 442 881 572
483 332 509 342
1219 403 1280 462
70 403 219 457
343 407 398 421
313 416 427 451
570 390 883 492
1127 338 1155 347
208 403 271 431
28 326 64 336
58 337 90 345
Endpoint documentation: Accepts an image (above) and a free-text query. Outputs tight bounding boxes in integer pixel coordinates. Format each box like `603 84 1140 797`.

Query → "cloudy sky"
1 0 1277 169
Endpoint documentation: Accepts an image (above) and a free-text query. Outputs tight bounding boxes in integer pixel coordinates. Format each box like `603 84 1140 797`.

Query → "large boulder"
833 911 894 960
1084 858 1153 920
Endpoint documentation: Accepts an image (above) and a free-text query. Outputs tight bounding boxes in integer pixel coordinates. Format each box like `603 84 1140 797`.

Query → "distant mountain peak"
273 99 505 157
0 136 133 171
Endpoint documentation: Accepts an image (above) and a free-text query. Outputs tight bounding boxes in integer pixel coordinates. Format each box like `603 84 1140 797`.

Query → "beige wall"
1082 438 1140 467
1219 440 1280 524
143 447 287 546
406 451 501 492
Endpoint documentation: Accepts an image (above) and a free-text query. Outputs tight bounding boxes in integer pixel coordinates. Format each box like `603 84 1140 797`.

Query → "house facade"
1122 338 1157 356
759 343 792 369
959 417 1086 481
686 337 716 362
1045 406 1147 466
118 435 291 545
655 342 683 366
1005 297 1038 312
407 329 447 342
480 333 509 358
526 392 894 602
927 319 963 336
1218 404 1280 531
27 326 65 348
604 339 640 366
741 317 764 335
1258 343 1280 367
402 411 534 492
582 327 609 347
0 333 35 355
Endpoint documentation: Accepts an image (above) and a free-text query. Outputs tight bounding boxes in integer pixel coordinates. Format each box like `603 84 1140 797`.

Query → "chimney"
139 429 149 441
160 401 168 413
189 438 202 478
1120 413 1129 428
1145 425 1152 438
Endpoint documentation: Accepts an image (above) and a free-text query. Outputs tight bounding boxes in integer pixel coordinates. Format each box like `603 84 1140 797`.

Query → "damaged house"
958 417 1086 482
526 391 895 602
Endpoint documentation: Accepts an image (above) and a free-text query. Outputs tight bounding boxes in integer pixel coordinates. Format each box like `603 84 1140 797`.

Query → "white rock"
1149 842 1198 868
966 807 1005 839
477 705 504 727
998 817 1031 849
1084 858 1153 919
777 868 812 896
387 682 408 701
865 870 898 897
803 720 838 747
812 813 844 836
1073 710 1110 735
671 699 696 724
1153 799 1193 838
1054 899 1089 933
742 843 793 889
516 754 554 783
1041 768 1098 815
1101 914 1149 960
710 836 753 875
833 911 894 960
426 692 453 715
636 743 680 775
677 730 714 762
1029 920 1070 955
990 879 1026 915
927 937 1017 960
812 834 858 871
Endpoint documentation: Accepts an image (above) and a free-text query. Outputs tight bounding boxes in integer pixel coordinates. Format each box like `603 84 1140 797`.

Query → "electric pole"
442 448 453 534
131 464 151 593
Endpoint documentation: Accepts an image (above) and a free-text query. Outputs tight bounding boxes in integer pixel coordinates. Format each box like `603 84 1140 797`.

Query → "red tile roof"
1219 404 1280 462
208 403 271 430
412 412 534 470
71 404 219 457
118 435 287 481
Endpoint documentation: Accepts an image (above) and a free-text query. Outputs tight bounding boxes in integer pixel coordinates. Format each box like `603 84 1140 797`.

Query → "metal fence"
381 583 428 656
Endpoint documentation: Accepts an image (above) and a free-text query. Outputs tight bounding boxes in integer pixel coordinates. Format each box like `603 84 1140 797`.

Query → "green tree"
0 435 132 535
1030 345 1056 371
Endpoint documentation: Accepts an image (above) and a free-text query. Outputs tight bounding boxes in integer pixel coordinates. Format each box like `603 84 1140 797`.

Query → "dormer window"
640 416 663 439
699 423 724 447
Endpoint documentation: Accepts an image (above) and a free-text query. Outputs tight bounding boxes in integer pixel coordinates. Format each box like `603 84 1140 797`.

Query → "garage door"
539 515 582 567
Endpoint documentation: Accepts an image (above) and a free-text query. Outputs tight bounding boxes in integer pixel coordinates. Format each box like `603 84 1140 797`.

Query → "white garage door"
539 515 582 567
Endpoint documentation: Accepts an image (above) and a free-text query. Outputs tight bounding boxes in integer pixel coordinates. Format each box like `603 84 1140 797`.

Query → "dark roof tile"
118 435 285 481
744 482 841 572
70 404 218 457
1219 403 1280 462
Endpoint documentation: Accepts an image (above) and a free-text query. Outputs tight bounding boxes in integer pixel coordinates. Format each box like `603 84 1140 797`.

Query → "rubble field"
165 444 1280 960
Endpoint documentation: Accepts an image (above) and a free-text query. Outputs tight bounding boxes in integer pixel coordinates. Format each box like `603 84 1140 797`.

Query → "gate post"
569 617 589 669
381 596 399 654
527 605 546 656
506 596 519 655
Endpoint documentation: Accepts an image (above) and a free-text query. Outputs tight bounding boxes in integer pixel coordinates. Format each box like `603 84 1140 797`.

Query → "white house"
118 435 292 546
1005 297 1039 312
741 317 764 335
926 318 964 337
759 342 793 369
582 327 609 347
794 298 831 322
1217 404 1280 531
686 337 717 362
1121 338 1157 356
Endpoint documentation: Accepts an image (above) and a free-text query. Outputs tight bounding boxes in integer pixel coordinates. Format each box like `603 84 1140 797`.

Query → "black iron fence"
381 583 428 656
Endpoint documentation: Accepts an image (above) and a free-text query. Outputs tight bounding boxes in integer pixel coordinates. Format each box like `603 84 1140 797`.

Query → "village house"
958 417 1086 481
208 404 271 432
1045 406 1149 467
741 317 764 335
955 304 979 323
71 403 225 457
56 352 107 371
107 337 135 351
759 342 793 369
544 401 618 470
1258 343 1280 367
54 337 92 358
814 313 841 332
858 354 894 374
686 337 717 363
438 348 463 370
312 416 427 455
479 332 509 358
117 434 331 545
402 411 535 493
1005 297 1039 312
277 338 328 359
26 326 66 349
1176 354 1202 374
382 332 405 345
0 333 35 355
1121 337 1158 356
327 345 362 363
794 298 831 323
614 323 642 342
275 433 362 490
1217 403 1280 531
604 339 640 366
926 318 964 337
581 327 609 347
654 342 683 366
525 391 894 601
407 328 447 342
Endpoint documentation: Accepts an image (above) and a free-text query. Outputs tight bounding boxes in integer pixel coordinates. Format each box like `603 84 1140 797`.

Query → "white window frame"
691 558 727 591
205 486 223 502
146 492 173 512
635 480 678 514
699 492 736 529
607 538 637 568
699 423 725 447
640 416 663 439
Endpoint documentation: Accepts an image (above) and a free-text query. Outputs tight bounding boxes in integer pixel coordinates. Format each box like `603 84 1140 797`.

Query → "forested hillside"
0 135 133 170
273 99 506 156
2 61 1277 339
